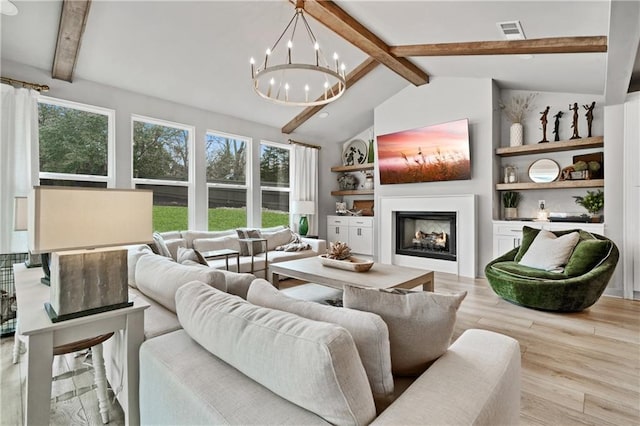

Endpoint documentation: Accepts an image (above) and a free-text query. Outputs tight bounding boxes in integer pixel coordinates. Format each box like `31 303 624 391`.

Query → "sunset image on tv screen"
377 118 471 185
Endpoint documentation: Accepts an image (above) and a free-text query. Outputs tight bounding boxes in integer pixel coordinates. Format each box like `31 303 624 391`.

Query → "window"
260 141 290 228
206 131 249 230
38 96 114 186
132 115 193 232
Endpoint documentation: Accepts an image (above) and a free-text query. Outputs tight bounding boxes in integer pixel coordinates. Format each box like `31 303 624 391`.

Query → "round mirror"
528 159 560 183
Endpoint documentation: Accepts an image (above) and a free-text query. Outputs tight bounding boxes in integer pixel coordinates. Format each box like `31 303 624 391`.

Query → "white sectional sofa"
138 281 522 425
157 226 326 277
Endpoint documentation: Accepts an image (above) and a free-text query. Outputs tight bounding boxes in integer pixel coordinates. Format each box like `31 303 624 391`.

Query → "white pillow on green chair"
519 229 580 271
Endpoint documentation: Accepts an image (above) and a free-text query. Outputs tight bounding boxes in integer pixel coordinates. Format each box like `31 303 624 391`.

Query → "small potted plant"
502 191 521 220
499 93 537 147
573 189 604 222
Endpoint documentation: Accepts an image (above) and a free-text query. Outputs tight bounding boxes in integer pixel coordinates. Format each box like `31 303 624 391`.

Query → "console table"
13 264 149 425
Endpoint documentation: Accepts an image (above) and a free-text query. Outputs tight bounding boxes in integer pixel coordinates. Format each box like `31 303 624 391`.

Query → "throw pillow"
192 236 239 253
152 232 172 258
126 245 154 288
177 247 208 266
564 239 612 277
135 254 225 313
175 282 376 425
518 230 580 271
514 226 541 262
343 285 467 376
236 229 265 256
247 279 394 401
164 238 187 261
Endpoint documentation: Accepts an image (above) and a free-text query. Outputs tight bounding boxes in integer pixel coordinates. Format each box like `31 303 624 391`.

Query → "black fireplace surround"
395 211 457 261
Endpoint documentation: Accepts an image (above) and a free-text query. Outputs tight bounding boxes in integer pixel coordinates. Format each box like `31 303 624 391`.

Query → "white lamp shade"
291 200 315 215
14 196 28 231
29 186 154 253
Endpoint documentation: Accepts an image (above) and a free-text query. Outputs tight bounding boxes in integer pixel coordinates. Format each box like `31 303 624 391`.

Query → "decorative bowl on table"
318 254 374 272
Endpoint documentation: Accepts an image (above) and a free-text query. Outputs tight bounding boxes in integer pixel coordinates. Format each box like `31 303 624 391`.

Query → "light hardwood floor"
1 272 639 425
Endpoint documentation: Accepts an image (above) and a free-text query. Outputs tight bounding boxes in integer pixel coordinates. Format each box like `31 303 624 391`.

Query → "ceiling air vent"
497 20 526 40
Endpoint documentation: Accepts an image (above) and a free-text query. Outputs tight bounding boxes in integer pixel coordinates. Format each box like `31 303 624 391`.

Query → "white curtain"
290 144 318 235
0 84 39 253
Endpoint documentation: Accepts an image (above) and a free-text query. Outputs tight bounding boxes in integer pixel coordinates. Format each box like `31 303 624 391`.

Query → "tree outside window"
37 97 114 187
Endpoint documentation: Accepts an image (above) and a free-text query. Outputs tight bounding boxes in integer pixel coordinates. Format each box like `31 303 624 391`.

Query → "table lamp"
28 186 153 322
291 200 315 236
13 196 42 268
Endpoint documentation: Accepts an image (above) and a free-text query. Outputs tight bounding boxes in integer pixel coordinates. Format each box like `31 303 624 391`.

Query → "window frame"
259 140 291 227
131 114 195 228
37 96 116 187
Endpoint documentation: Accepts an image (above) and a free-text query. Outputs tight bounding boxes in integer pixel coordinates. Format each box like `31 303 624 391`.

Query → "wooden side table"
13 264 149 425
238 238 268 277
201 248 240 272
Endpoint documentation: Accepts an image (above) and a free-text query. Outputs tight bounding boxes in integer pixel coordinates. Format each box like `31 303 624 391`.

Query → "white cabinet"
327 216 374 256
493 220 605 258
327 216 349 246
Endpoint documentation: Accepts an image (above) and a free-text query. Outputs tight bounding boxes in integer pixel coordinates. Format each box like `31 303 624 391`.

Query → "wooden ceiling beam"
390 36 608 57
52 0 92 82
282 57 379 134
301 0 428 86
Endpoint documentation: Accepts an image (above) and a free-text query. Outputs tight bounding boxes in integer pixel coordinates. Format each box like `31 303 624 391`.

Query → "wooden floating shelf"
496 179 604 191
496 136 603 157
330 163 374 173
331 189 375 196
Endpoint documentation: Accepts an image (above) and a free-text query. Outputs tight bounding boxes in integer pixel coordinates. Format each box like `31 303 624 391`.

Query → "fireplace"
395 211 457 261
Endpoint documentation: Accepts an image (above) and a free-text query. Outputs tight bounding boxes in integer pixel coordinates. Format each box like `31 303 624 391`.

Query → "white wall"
2 59 337 233
374 76 496 277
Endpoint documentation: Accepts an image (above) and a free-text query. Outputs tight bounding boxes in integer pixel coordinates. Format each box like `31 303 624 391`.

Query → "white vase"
510 123 523 147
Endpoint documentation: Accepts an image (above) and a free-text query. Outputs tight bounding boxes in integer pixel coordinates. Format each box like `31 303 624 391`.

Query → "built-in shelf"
495 136 603 157
330 189 375 196
330 163 374 173
496 179 604 191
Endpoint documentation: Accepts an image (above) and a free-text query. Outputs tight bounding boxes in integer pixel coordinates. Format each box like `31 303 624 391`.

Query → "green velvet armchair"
485 231 619 312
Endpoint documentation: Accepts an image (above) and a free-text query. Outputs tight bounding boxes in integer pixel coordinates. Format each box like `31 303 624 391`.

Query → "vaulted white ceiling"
1 1 637 143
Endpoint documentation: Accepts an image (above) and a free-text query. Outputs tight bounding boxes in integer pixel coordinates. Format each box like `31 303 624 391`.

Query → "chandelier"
250 1 346 107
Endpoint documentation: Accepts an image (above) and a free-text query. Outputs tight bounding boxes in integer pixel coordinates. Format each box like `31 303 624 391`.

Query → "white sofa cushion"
176 281 376 425
344 286 466 376
248 279 394 401
262 228 295 250
176 247 208 266
135 254 226 313
192 236 240 253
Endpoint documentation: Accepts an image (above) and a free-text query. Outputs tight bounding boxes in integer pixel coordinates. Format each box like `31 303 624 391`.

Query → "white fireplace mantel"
378 194 476 278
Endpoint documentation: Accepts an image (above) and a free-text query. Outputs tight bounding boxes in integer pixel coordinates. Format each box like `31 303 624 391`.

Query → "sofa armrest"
302 238 326 255
372 329 521 426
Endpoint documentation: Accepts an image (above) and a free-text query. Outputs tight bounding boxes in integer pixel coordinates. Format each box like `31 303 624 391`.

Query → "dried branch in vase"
499 93 538 124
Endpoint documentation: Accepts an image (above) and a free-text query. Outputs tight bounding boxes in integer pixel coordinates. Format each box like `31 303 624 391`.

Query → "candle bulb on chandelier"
265 48 271 68
285 83 290 102
324 81 329 100
250 57 255 78
314 42 319 66
304 84 309 102
267 78 274 98
340 62 346 78
287 40 292 64
333 52 339 71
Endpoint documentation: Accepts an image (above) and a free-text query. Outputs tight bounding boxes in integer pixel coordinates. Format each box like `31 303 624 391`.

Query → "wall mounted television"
377 118 471 185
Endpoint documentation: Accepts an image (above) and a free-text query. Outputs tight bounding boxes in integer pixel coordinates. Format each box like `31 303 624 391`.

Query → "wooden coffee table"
270 257 434 292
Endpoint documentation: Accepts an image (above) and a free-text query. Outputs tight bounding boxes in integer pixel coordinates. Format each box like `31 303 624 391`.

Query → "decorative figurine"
569 102 581 140
538 106 550 143
552 110 563 141
583 101 596 138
